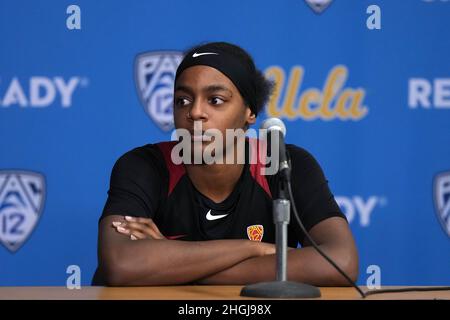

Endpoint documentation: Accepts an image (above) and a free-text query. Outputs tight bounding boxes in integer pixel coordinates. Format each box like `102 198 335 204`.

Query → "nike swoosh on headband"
192 52 219 58
206 209 229 221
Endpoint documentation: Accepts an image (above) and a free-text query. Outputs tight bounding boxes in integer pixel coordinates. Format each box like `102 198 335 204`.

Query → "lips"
189 130 212 142
191 135 207 142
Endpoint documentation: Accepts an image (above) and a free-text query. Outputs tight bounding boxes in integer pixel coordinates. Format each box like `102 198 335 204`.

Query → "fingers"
129 230 147 240
113 222 155 239
266 245 276 256
112 217 166 240
112 222 131 235
125 221 164 240
125 216 166 239
259 242 276 256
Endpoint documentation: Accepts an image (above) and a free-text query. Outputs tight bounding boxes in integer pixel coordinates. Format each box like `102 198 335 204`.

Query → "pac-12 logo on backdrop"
134 51 183 132
304 0 333 14
0 171 46 253
433 171 450 238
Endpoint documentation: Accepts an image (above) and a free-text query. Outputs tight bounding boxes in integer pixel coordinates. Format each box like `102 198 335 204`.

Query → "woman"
93 42 358 286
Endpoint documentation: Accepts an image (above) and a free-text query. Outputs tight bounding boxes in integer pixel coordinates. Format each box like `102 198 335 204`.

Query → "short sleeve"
286 145 346 243
100 147 163 221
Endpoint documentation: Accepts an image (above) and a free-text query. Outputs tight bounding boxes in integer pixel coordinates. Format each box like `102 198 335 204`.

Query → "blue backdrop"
1 0 449 286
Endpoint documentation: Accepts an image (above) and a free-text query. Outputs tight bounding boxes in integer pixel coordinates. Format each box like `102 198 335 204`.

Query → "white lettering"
54 77 80 107
66 265 81 289
409 78 431 108
2 78 28 107
66 5 81 30
434 78 450 108
0 77 83 108
366 5 381 30
335 196 383 227
366 265 381 289
409 78 450 109
30 77 56 107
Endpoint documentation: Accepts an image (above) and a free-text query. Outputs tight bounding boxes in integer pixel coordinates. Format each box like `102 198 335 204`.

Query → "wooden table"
0 286 449 300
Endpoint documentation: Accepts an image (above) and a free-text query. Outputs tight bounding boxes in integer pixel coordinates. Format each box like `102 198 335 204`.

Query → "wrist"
246 240 263 257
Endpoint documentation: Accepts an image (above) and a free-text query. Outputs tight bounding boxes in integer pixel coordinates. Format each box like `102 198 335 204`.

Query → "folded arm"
97 215 276 286
196 217 359 286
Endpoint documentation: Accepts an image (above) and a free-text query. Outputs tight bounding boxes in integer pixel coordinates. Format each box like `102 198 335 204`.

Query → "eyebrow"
175 84 233 96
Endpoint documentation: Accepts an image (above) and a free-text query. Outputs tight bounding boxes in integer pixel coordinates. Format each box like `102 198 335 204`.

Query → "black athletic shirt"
92 139 345 285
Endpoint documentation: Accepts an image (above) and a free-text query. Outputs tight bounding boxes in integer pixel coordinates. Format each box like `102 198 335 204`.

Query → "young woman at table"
92 42 358 286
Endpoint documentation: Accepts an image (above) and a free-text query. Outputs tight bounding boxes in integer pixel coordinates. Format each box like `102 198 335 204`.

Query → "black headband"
175 49 258 115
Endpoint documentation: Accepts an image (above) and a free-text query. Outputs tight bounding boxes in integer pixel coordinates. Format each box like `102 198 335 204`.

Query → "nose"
188 99 208 122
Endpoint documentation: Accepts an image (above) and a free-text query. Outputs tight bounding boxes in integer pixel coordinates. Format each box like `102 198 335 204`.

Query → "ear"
245 106 256 126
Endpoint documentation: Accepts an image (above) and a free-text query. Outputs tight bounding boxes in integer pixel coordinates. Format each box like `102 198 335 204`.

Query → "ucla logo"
134 51 183 131
304 0 333 14
433 171 450 238
265 65 368 121
0 171 46 252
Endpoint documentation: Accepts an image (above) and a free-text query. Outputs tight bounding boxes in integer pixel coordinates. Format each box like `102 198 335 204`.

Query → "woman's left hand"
112 216 167 240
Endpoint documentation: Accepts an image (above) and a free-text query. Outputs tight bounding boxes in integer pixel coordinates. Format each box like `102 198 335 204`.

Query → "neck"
184 137 248 203
185 162 244 203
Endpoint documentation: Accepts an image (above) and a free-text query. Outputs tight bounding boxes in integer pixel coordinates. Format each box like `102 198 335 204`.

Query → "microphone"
242 117 322 298
260 117 291 181
243 117 366 299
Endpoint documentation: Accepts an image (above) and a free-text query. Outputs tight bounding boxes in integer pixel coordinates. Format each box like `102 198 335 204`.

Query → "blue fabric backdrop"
1 0 449 286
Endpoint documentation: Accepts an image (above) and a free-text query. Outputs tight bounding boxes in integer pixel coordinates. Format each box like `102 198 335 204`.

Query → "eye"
209 97 225 105
175 97 191 107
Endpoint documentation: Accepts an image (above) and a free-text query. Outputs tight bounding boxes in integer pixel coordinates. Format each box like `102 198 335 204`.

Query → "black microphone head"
260 117 287 137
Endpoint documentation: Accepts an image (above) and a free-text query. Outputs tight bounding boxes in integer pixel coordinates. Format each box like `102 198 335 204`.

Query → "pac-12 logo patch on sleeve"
247 224 264 242
134 51 183 132
0 171 46 252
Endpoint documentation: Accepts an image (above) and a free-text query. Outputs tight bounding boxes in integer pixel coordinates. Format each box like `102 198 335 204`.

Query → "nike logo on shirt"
206 209 229 221
192 52 218 58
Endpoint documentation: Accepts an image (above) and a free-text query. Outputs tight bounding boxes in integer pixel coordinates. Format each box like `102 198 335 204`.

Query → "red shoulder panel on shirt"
248 138 272 198
156 139 272 198
156 141 186 196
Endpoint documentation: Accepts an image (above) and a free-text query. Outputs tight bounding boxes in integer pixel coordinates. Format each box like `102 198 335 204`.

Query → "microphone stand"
240 166 321 298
